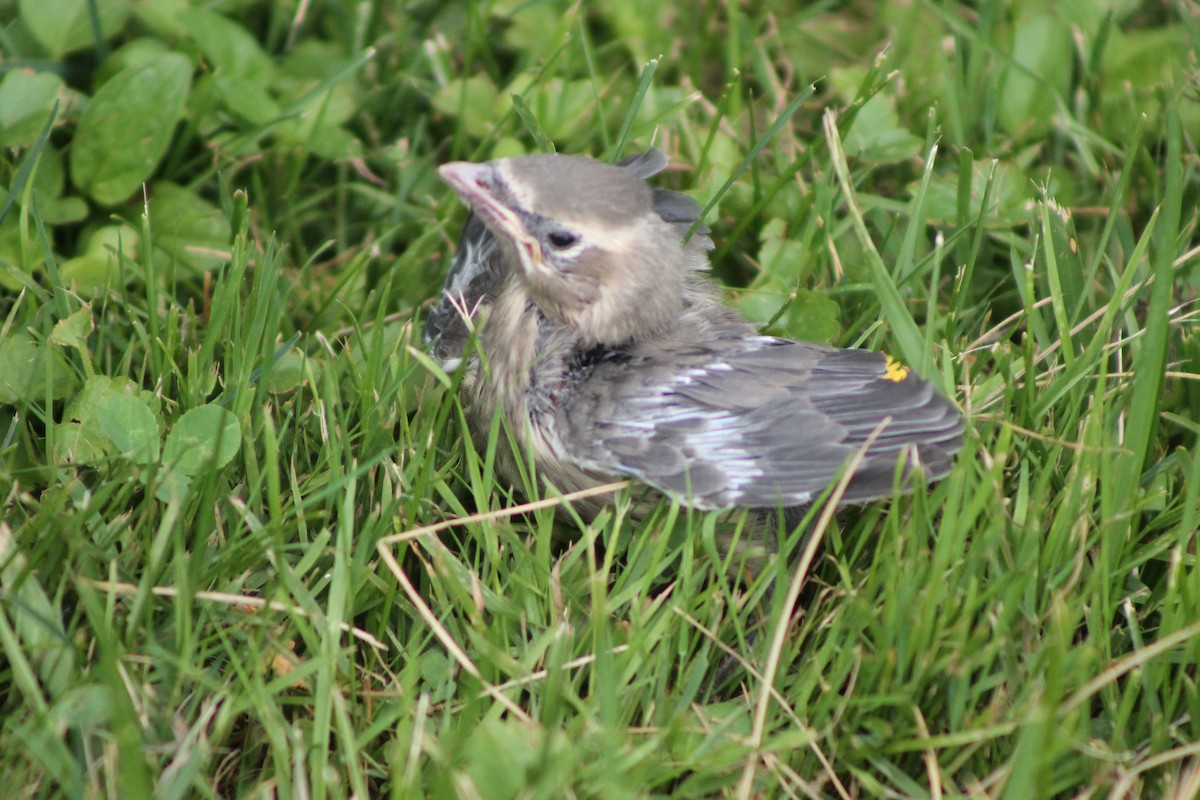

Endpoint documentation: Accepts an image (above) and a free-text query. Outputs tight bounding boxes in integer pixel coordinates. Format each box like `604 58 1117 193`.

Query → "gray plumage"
433 149 963 515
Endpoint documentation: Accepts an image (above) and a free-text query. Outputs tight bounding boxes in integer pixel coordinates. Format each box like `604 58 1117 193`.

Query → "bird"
428 148 962 533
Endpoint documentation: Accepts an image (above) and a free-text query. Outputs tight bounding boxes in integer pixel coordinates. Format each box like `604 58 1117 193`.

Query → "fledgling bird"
429 149 962 530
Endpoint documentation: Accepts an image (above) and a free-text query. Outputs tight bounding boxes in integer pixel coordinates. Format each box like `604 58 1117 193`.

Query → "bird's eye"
547 230 578 249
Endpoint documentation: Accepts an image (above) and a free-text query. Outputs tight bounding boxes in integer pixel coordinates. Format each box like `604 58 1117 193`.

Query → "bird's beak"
438 161 542 270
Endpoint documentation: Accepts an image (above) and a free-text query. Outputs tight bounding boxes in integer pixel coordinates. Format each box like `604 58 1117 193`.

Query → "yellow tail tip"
883 357 911 383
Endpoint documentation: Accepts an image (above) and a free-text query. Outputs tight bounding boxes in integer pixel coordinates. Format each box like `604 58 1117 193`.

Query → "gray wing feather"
565 338 963 509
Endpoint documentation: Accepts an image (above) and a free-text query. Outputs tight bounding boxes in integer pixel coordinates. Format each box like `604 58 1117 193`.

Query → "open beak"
438 162 542 270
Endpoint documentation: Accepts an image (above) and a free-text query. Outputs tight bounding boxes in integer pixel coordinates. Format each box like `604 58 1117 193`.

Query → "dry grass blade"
84 580 387 650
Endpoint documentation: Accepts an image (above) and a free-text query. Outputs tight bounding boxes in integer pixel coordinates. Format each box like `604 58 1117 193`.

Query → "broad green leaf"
93 393 160 464
830 67 922 164
93 38 175 87
276 118 363 161
1097 27 1194 141
60 224 140 294
0 143 88 227
1101 26 1189 89
210 74 281 126
0 138 87 227
146 183 230 274
70 54 193 206
66 375 149 423
272 41 359 139
81 221 140 259
154 468 192 504
180 7 275 82
917 160 1033 229
49 308 94 352
130 0 191 38
66 375 160 463
778 289 842 344
54 421 109 464
60 253 119 295
432 75 501 139
27 141 67 199
732 218 840 342
49 685 114 732
755 219 806 281
733 281 790 330
735 284 841 344
463 719 566 799
501 3 569 61
0 332 77 404
693 133 745 216
997 11 1071 141
0 216 44 286
0 71 64 148
24 144 90 225
463 719 537 798
503 77 593 141
258 42 363 161
842 94 922 164
37 197 90 226
266 350 308 394
163 405 241 476
18 0 130 59
491 137 527 159
0 335 39 402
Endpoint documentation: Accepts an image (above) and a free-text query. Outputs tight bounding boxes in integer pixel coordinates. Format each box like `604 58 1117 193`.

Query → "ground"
1 1 1199 797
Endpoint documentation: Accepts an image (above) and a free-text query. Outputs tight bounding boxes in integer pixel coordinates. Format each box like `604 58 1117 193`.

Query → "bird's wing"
563 336 963 509
425 148 708 366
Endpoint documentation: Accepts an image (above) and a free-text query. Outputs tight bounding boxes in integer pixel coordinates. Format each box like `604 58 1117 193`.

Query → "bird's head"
438 153 690 345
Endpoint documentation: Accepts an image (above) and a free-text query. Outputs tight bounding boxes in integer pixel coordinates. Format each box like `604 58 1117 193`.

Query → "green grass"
3 1 1200 797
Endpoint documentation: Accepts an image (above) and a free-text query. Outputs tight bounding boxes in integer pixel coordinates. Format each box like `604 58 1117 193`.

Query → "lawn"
2 0 1199 797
